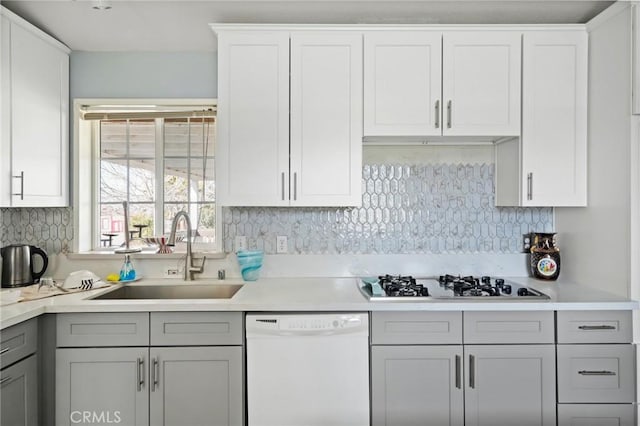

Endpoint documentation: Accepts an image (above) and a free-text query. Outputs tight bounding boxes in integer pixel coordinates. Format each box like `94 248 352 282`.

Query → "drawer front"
150 312 243 346
371 311 462 344
57 313 149 347
557 344 635 403
558 404 636 426
1 318 38 369
463 311 554 344
557 310 632 343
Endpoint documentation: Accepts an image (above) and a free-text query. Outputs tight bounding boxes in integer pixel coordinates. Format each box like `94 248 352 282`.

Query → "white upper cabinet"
442 32 521 137
290 32 362 206
0 8 69 207
216 31 290 206
497 31 587 207
215 28 363 207
364 32 442 137
363 30 521 138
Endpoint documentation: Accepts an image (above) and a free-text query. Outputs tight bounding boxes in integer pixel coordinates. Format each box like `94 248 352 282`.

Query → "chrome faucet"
167 211 206 280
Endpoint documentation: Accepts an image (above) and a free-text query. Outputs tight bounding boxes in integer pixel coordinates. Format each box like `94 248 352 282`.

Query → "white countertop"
1 276 638 329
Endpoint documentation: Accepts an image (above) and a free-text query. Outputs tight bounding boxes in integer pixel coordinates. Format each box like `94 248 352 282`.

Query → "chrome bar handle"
469 354 475 389
0 347 10 355
293 172 297 201
455 354 461 389
578 325 616 330
0 376 11 386
137 357 145 391
527 173 533 201
578 370 616 376
281 172 285 201
152 357 159 391
11 171 24 200
447 100 452 129
435 100 440 129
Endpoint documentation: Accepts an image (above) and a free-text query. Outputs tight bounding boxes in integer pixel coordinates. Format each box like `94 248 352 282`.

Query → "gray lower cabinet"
464 344 556 426
149 346 243 426
1 354 38 426
371 345 464 426
556 310 636 425
56 347 149 426
55 312 244 426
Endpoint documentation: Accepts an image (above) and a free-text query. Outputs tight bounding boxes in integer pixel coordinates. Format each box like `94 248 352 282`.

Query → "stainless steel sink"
91 284 243 300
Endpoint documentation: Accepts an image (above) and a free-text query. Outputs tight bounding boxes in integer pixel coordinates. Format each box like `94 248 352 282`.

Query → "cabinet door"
464 345 556 426
56 348 148 426
216 31 290 206
371 345 464 426
290 32 363 206
442 32 520 136
150 346 243 426
1 15 10 207
9 21 69 207
364 32 442 136
0 354 38 426
521 31 587 206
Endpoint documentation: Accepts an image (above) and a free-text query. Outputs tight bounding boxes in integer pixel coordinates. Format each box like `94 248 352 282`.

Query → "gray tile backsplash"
0 208 73 255
223 164 553 254
0 163 553 256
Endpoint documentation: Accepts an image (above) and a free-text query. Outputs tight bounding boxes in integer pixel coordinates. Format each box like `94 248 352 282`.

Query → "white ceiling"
2 0 615 52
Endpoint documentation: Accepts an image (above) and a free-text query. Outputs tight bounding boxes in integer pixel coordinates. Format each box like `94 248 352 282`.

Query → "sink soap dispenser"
119 254 136 282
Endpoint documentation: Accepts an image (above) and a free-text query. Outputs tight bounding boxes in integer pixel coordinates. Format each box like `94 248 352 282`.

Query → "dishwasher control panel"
247 313 369 335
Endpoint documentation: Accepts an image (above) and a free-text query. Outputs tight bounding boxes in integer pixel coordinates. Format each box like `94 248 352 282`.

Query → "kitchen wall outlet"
522 234 532 252
276 236 288 254
235 236 248 252
165 268 179 277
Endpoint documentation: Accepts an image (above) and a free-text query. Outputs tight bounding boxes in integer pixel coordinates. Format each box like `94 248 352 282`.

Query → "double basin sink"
91 284 244 300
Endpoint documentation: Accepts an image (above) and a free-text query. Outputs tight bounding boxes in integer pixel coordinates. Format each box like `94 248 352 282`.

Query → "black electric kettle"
1 244 49 288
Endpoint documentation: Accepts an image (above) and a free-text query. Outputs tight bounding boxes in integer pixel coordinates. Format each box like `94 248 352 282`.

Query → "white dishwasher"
246 313 370 426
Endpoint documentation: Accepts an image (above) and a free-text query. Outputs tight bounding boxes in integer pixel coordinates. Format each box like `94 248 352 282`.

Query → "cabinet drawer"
57 313 149 347
557 310 632 343
557 344 635 403
463 311 554 344
371 311 462 344
150 312 243 346
558 404 636 426
1 318 37 369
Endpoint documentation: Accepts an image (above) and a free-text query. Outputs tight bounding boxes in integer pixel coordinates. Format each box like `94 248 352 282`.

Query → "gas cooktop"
359 274 550 301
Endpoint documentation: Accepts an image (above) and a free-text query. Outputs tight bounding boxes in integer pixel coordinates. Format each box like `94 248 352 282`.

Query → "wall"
70 51 217 99
556 5 633 297
223 161 553 254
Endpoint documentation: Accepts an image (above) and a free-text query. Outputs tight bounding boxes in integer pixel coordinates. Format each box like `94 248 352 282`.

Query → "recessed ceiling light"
91 0 112 10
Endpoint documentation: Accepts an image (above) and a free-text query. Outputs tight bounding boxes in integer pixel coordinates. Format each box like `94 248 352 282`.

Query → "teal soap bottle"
119 254 136 281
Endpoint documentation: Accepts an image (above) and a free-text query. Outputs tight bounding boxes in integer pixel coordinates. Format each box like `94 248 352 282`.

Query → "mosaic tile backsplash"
0 164 553 256
0 208 73 255
223 164 553 254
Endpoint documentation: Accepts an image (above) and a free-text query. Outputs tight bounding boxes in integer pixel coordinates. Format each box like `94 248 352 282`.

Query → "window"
76 101 218 252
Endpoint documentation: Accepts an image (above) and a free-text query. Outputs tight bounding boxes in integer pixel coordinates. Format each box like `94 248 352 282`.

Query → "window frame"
73 98 221 254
